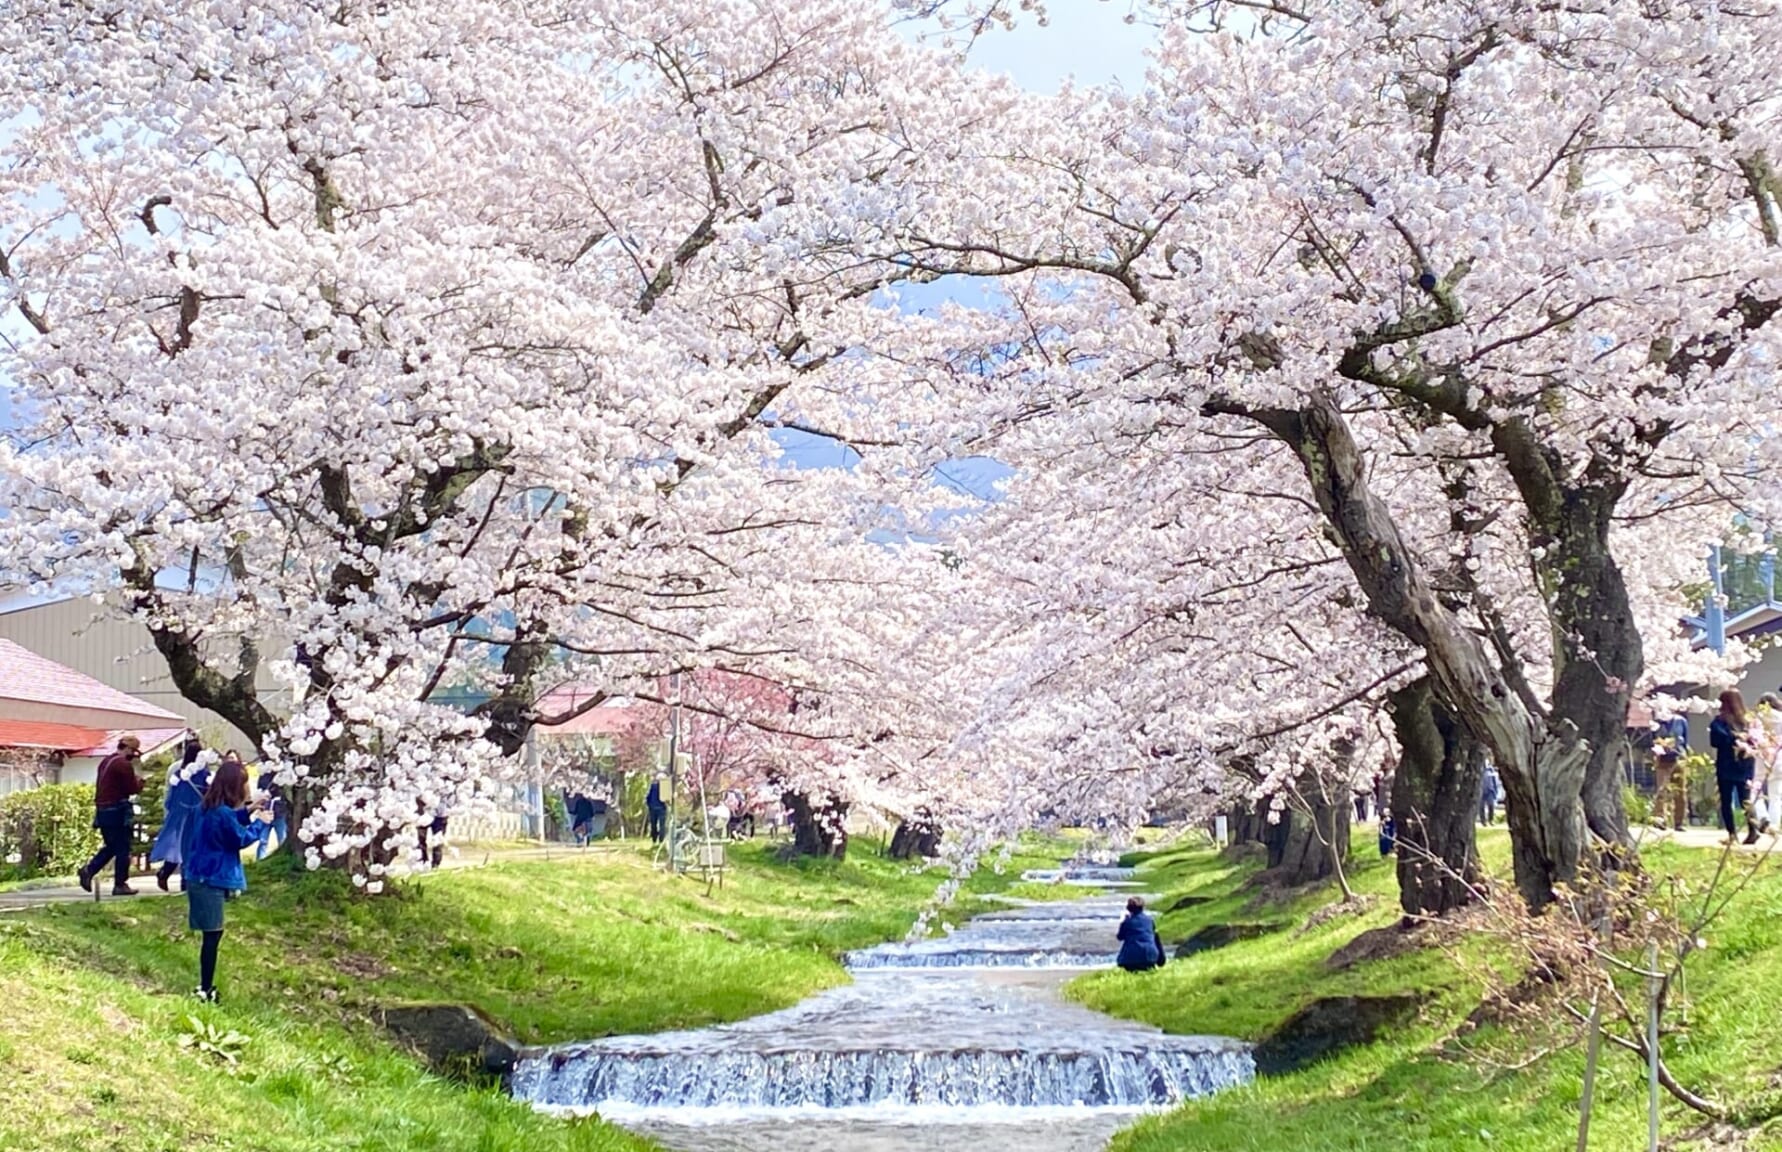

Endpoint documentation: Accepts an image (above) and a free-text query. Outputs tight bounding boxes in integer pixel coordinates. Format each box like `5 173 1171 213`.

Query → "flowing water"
510 876 1252 1152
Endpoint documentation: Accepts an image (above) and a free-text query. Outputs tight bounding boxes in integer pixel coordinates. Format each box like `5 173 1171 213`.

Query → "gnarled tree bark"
1386 675 1484 916
783 790 849 860
1207 391 1589 909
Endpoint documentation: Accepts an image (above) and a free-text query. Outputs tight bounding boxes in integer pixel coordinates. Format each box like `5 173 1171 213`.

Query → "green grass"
0 836 1066 1152
1075 831 1782 1152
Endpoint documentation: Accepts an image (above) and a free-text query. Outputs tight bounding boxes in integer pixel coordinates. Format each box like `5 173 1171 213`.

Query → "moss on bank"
0 837 1064 1152
1073 833 1782 1152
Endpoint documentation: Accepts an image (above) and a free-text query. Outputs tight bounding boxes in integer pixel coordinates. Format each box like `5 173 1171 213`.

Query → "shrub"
0 783 101 880
1622 783 1653 827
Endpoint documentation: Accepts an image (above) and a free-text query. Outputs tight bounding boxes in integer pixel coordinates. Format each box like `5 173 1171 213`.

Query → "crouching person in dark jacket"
183 759 272 1002
1116 896 1167 973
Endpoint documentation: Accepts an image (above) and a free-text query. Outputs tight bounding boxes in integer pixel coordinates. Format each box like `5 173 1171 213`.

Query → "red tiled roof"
73 727 187 759
0 719 108 751
0 638 184 724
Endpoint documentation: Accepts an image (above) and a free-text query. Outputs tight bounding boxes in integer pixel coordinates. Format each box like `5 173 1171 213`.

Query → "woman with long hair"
182 760 271 1001
1710 688 1767 846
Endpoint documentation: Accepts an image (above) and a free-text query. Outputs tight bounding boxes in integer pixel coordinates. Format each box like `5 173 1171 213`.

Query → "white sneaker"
192 987 217 1004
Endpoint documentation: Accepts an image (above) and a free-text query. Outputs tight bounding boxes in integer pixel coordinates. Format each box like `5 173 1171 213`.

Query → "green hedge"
0 784 101 881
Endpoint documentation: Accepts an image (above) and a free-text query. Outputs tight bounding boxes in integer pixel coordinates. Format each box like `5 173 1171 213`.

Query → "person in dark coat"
646 776 668 844
1478 764 1503 826
183 759 272 1001
150 735 209 890
570 793 597 845
1116 896 1166 973
1711 688 1766 845
79 734 145 895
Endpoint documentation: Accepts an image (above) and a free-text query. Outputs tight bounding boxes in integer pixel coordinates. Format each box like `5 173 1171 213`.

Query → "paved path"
0 841 621 913
1634 824 1782 854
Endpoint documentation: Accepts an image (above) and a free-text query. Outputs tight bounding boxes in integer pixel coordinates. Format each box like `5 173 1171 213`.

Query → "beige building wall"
0 598 536 844
0 597 289 755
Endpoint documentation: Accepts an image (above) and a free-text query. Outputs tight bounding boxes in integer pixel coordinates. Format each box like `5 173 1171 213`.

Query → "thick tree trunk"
1267 775 1351 887
783 790 849 860
1540 482 1638 855
1386 676 1484 916
888 810 941 860
1228 799 1271 847
1211 392 1588 909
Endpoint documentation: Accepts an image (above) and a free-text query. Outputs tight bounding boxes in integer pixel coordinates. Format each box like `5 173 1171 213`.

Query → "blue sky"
773 3 1153 491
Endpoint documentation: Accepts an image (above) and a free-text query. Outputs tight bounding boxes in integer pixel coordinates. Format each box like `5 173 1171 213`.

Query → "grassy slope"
1073 833 1782 1152
0 837 1065 1152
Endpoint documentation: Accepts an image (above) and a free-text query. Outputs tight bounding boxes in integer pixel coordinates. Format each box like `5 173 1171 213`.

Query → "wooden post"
1646 942 1660 1152
1577 997 1602 1152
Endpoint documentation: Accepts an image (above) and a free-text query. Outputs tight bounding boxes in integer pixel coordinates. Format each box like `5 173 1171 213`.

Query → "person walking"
1116 896 1166 973
1710 689 1766 846
1478 764 1503 826
149 735 210 891
78 735 146 895
182 759 272 1002
1651 713 1690 829
415 802 449 869
646 776 668 844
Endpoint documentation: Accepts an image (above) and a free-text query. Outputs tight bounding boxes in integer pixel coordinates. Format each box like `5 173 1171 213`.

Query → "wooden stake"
1577 996 1601 1152
1646 942 1661 1152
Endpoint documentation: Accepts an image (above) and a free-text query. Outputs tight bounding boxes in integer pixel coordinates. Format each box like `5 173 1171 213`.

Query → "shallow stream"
510 869 1251 1151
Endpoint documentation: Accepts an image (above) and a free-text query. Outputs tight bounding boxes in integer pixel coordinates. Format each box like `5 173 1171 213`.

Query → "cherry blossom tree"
0 0 1005 878
880 0 1779 908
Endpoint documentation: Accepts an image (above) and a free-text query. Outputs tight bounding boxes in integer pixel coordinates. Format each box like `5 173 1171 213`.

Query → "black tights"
1718 775 1754 836
199 930 223 993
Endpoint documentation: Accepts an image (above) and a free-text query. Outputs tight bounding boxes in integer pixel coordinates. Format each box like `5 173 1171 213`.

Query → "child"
182 760 272 1002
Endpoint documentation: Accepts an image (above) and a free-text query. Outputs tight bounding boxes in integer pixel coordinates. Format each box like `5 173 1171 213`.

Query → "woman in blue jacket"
1711 689 1766 846
1116 896 1166 972
184 760 271 1002
149 736 209 891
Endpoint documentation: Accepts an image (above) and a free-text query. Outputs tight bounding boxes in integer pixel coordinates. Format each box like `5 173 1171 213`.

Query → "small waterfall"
511 1041 1255 1111
845 947 1114 970
1019 868 1140 885
509 879 1255 1148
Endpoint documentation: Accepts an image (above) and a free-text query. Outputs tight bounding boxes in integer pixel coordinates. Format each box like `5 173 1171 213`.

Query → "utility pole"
666 672 681 836
1706 545 1727 656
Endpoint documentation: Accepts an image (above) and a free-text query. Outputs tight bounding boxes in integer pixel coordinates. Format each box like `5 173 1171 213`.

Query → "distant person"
183 759 273 1002
1651 713 1689 829
1479 764 1502 826
569 792 596 845
1759 694 1782 834
416 802 449 869
725 788 754 839
1710 688 1765 845
79 734 146 895
646 776 668 844
150 735 210 891
254 764 288 858
1379 814 1397 857
1115 896 1166 973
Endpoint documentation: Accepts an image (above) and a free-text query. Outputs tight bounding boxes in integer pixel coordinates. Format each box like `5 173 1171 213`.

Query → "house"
0 593 289 752
0 637 189 795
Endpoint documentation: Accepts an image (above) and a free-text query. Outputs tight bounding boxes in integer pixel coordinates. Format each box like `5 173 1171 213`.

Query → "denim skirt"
186 882 227 932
